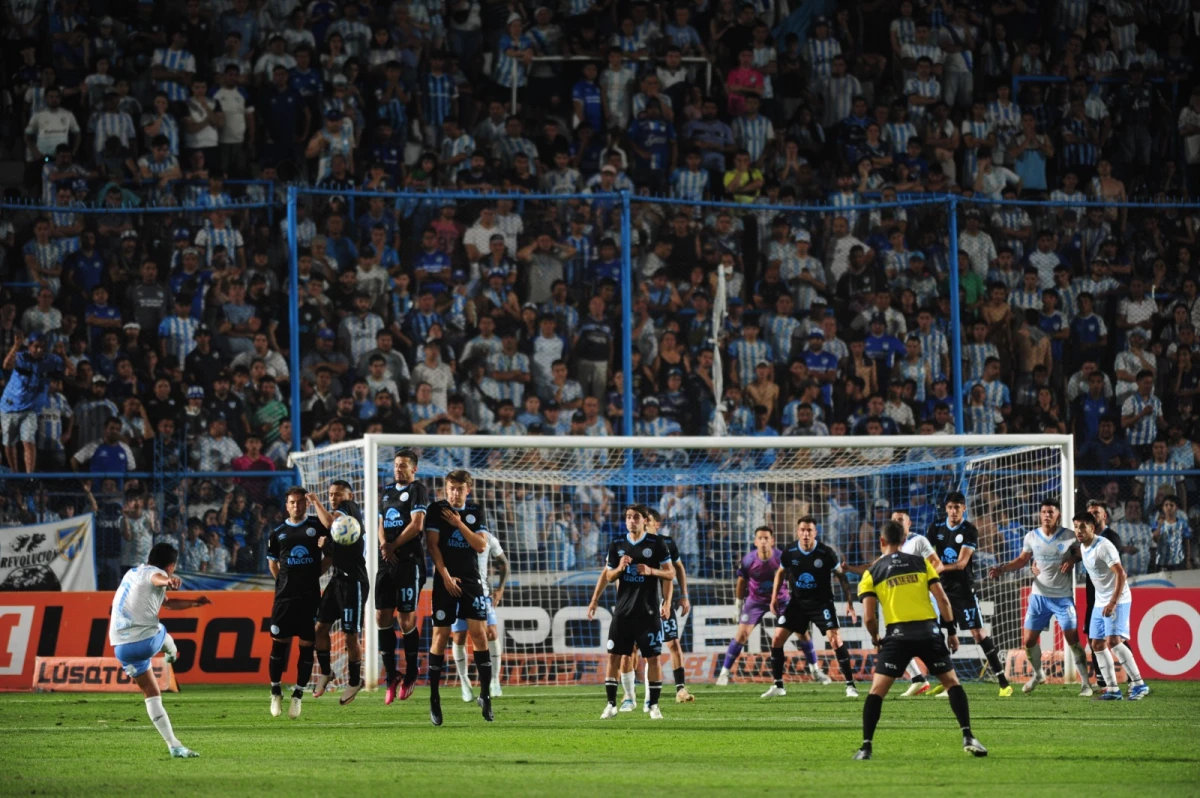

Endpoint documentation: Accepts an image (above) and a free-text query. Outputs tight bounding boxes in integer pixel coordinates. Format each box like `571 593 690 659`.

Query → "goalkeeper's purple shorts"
740 597 773 627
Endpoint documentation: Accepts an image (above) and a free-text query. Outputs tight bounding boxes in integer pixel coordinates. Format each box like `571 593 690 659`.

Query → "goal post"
292 433 1075 690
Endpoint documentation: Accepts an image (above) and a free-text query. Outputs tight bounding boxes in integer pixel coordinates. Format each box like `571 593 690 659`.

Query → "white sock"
719 665 730 676
643 661 649 694
1095 648 1119 690
1070 644 1090 683
452 643 469 686
488 638 502 684
620 669 636 700
1025 643 1043 676
1111 642 1144 685
145 695 181 748
906 660 923 679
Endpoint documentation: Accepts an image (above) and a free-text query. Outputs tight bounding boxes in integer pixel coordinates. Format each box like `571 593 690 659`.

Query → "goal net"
291 434 1074 690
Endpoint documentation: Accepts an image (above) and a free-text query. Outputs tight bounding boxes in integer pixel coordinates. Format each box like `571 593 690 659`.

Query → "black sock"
296 646 314 689
770 647 785 687
428 653 444 701
673 667 686 690
403 628 420 684
269 639 290 686
649 680 662 708
835 644 856 686
605 678 617 705
474 651 492 699
947 684 973 738
380 628 398 680
1092 649 1107 688
862 693 883 743
348 660 361 687
979 636 1009 688
316 648 332 677
912 673 927 683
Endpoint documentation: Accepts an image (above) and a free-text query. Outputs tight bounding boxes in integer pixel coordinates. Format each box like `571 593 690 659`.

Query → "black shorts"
777 600 839 635
270 598 318 641
874 634 955 678
661 610 680 643
948 593 984 630
608 614 663 658
431 574 488 627
375 560 425 613
317 576 369 633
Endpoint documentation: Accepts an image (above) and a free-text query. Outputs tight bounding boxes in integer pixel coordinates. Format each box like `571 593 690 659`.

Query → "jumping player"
588 505 675 720
928 491 1012 696
109 543 210 757
988 498 1091 695
452 520 509 702
267 487 329 719
716 526 791 686
424 469 495 725
308 480 369 705
854 520 987 760
766 516 859 698
377 449 429 704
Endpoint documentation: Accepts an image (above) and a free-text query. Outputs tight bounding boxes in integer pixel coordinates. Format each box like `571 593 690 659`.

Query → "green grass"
1 682 1198 796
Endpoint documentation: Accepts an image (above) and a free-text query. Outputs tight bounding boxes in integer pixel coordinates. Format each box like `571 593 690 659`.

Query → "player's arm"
445 507 488 552
939 543 974 572
381 509 426 561
637 560 675 581
306 492 335 528
834 565 857 623
150 572 182 589
660 574 674 620
164 596 212 609
425 527 461 597
769 566 785 615
1058 541 1082 573
492 549 510 606
734 575 747 616
929 580 959 652
674 559 690 614
861 595 880 646
988 549 1031 579
268 559 280 578
1103 561 1127 617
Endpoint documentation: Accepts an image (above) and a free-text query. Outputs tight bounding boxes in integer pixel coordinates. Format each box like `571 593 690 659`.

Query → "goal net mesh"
292 436 1071 689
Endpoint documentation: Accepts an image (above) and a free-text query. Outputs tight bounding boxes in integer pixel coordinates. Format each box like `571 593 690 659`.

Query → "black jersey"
379 481 430 568
659 534 681 564
425 500 489 583
605 533 672 620
781 540 842 605
326 499 367 581
926 519 979 597
268 518 328 603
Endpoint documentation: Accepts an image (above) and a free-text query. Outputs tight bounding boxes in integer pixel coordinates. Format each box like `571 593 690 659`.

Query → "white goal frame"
293 433 1075 689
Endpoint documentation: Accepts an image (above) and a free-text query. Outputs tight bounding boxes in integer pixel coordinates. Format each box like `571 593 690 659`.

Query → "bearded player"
308 480 369 705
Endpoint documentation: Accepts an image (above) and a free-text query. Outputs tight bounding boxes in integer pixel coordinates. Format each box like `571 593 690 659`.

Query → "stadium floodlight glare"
293 434 1075 690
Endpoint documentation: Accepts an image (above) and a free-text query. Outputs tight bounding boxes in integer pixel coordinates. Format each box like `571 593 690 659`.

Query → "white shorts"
1 410 37 445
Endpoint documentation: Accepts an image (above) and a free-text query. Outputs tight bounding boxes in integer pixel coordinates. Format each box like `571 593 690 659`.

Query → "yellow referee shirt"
858 552 942 637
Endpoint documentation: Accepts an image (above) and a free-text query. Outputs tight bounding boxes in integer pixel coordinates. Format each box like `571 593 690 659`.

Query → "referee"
854 521 988 760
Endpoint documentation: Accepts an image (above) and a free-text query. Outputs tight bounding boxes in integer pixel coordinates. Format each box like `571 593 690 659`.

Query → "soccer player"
987 498 1092 695
854 521 987 760
424 469 495 725
716 526 790 686
109 543 210 757
1071 512 1149 700
928 491 1013 696
766 516 859 698
642 506 695 705
267 487 329 719
376 448 429 704
892 508 942 697
1074 499 1124 692
587 505 675 720
452 518 509 702
308 480 369 705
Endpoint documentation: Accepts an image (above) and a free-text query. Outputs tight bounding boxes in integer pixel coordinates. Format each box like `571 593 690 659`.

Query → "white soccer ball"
330 514 362 546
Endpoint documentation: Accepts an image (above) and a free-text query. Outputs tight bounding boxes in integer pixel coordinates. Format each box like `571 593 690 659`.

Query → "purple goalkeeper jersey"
738 548 788 605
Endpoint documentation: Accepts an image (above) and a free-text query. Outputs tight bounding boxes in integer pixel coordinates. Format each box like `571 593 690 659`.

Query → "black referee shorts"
317 576 369 633
270 597 318 641
431 574 487 627
874 635 954 679
608 614 663 658
375 560 425 613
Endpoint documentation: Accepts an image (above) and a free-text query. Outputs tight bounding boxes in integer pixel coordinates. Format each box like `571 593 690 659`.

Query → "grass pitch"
1 681 1197 797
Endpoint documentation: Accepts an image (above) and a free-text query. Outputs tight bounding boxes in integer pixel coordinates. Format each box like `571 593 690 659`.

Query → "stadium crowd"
0 0 1197 583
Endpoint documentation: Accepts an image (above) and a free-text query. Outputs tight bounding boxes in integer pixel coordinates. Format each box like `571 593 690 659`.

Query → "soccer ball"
330 514 362 546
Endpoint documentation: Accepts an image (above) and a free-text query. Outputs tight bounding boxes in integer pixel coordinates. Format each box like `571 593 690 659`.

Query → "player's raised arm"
306 492 335 528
